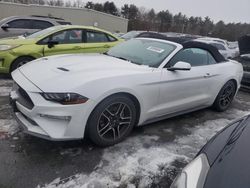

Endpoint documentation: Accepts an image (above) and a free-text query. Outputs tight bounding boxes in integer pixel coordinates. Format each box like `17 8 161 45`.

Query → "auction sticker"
147 46 165 53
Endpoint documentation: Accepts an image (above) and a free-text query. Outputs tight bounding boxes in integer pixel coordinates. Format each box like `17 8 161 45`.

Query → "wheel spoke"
119 118 131 126
103 108 114 117
98 122 110 134
111 126 121 140
100 125 112 137
101 112 110 121
116 103 126 116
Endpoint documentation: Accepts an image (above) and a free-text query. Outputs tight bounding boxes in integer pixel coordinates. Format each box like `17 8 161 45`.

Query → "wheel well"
118 92 141 125
10 55 35 72
85 92 141 138
229 79 238 91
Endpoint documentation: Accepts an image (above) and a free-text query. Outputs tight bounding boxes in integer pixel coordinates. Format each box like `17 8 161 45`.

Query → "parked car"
171 115 250 188
0 25 122 74
113 32 125 38
234 56 250 91
136 32 169 40
203 37 239 57
0 15 71 39
237 35 250 91
238 34 250 56
195 39 238 59
122 31 169 41
198 37 229 47
120 30 144 40
10 38 243 146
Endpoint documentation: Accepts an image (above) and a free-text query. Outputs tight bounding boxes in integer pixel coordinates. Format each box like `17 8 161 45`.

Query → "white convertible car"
10 38 243 146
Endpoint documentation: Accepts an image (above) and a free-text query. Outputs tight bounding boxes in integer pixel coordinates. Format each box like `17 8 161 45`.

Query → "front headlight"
0 44 21 51
171 154 210 188
41 93 88 105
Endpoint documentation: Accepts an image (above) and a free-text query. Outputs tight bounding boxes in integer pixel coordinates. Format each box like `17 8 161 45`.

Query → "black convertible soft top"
165 38 226 63
136 34 227 63
181 41 227 63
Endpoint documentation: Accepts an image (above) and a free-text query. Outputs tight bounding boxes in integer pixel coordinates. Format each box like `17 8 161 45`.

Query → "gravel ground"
0 77 249 188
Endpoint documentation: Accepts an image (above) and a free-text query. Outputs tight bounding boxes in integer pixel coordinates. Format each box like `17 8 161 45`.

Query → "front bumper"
10 70 94 141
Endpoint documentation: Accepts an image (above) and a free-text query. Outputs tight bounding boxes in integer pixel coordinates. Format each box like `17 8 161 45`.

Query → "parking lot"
0 77 249 188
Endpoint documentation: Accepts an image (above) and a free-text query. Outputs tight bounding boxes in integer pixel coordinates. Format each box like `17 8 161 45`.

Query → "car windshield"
26 27 59 39
106 38 176 67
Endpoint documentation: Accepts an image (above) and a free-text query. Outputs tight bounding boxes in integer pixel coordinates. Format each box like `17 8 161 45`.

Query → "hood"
18 54 152 92
0 37 36 45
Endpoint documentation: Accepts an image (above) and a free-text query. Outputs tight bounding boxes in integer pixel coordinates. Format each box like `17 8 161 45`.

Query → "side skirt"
139 105 209 126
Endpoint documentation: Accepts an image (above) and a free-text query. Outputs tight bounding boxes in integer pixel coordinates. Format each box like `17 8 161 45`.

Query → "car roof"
0 15 71 25
2 15 64 21
46 25 114 34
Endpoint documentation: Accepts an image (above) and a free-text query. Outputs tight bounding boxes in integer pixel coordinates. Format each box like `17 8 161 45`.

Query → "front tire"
10 56 35 72
213 80 236 112
87 95 137 147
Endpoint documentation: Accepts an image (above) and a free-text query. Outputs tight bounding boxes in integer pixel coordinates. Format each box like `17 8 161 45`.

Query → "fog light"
39 114 71 121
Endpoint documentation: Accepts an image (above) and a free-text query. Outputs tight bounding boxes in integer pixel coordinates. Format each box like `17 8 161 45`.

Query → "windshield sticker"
147 46 165 53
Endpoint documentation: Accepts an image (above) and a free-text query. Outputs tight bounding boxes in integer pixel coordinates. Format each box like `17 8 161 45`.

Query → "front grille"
17 85 34 109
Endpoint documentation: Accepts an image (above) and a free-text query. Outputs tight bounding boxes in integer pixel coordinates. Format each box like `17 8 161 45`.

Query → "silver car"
0 15 71 38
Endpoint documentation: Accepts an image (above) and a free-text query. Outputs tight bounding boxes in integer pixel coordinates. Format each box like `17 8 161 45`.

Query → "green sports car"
0 25 123 74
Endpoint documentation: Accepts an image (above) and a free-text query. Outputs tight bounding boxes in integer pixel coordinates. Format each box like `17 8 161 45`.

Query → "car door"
83 30 119 53
157 48 215 116
43 29 85 56
1 19 37 38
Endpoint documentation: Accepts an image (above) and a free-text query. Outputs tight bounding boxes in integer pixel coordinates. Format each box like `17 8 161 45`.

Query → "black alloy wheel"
87 95 137 147
213 81 236 112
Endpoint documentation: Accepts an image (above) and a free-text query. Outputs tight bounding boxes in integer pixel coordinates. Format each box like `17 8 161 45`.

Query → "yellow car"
0 25 123 74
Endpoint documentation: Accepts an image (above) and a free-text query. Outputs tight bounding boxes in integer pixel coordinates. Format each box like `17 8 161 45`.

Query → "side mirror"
167 61 191 71
1 23 9 30
47 40 59 48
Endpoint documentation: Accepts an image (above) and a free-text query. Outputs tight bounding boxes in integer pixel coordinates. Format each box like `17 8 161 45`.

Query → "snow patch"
0 86 12 96
0 119 19 135
40 109 250 188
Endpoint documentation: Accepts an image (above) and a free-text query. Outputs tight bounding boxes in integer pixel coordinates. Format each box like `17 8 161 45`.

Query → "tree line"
1 0 250 41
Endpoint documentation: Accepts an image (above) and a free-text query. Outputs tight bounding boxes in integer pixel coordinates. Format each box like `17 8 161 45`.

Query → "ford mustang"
10 38 243 146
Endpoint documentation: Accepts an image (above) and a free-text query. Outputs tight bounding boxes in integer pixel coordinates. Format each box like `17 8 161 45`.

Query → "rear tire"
10 56 35 72
213 80 236 112
87 95 137 147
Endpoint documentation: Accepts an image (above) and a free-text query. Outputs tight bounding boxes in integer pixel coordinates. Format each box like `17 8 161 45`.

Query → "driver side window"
41 29 83 44
167 48 209 67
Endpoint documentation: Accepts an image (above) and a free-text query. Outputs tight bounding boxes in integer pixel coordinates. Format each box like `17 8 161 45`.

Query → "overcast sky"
88 0 250 23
